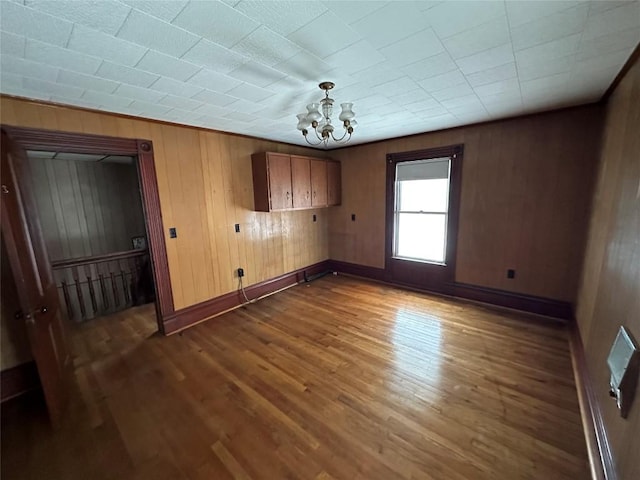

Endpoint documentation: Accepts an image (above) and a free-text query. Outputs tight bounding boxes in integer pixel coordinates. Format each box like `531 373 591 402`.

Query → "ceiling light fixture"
296 82 356 147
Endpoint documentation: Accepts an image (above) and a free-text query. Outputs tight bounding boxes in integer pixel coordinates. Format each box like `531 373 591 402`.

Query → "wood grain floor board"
1 276 589 479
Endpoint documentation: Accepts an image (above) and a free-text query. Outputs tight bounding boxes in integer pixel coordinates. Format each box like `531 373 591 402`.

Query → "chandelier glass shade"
296 82 356 147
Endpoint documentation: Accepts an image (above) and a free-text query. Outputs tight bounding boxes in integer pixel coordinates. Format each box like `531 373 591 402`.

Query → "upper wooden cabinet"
251 152 341 212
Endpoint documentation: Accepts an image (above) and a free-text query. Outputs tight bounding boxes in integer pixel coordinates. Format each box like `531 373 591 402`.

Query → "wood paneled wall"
27 157 145 261
576 57 640 479
1 96 330 311
330 105 603 303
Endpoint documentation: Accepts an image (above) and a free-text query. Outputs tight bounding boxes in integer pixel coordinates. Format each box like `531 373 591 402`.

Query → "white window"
393 158 451 264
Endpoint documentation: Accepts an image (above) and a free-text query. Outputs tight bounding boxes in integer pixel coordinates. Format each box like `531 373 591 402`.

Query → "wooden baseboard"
569 322 617 480
1 361 40 402
328 260 573 320
163 261 331 334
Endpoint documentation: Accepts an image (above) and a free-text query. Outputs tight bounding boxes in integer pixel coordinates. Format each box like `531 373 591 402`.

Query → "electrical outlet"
169 227 177 238
351 213 356 221
313 214 317 222
235 224 240 233
507 269 515 279
237 268 244 277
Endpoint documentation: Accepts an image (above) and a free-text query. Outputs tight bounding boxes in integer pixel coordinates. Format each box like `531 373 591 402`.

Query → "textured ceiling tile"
400 52 458 81
23 76 85 98
67 25 148 67
582 1 640 40
511 4 589 52
274 51 333 81
572 48 633 76
181 39 248 74
325 39 386 73
322 1 388 24
505 0 585 28
439 92 483 109
473 77 520 98
380 29 444 67
432 84 475 103
118 9 200 57
1 54 59 81
517 55 573 82
96 61 159 87
172 1 258 48
226 98 264 114
425 0 505 38
442 15 510 59
121 0 189 22
515 33 581 63
57 69 120 93
194 103 233 118
136 50 201 82
82 89 134 108
418 70 466 92
1 2 73 46
235 0 328 36
231 26 300 66
351 2 428 48
157 94 203 111
455 43 514 75
1 83 51 101
1 71 24 89
287 11 362 59
149 76 204 98
25 39 102 74
576 27 640 61
466 62 517 87
115 82 167 102
227 61 286 87
371 76 420 96
224 111 259 123
226 83 273 102
390 88 434 106
191 89 238 107
188 68 243 92
521 72 571 95
26 0 131 35
127 100 172 116
1 31 26 57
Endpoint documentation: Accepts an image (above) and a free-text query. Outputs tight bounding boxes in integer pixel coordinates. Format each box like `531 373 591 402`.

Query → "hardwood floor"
1 275 589 480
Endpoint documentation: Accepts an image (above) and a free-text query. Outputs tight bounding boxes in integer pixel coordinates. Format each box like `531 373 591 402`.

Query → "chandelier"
296 82 356 147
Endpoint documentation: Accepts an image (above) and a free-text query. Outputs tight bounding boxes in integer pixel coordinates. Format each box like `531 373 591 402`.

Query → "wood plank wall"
1 96 330 311
329 105 603 304
27 157 145 261
576 57 640 479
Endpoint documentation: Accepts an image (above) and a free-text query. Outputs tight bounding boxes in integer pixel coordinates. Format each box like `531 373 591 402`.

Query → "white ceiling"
1 1 639 149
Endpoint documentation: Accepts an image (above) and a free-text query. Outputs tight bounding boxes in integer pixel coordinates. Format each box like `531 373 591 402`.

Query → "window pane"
395 213 446 262
398 179 449 212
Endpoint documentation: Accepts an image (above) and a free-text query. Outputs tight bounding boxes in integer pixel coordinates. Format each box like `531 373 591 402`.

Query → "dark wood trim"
601 42 640 103
384 144 464 290
568 322 617 480
450 282 572 320
1 362 40 402
328 260 572 320
329 260 386 281
0 125 174 334
135 139 173 333
163 261 331 334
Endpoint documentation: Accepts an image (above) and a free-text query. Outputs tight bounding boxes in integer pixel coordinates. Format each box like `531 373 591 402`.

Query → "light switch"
169 227 177 238
607 326 639 418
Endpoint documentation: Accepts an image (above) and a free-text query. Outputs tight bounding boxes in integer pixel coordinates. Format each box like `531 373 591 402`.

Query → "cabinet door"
290 156 312 208
267 153 293 210
310 159 328 207
327 160 342 206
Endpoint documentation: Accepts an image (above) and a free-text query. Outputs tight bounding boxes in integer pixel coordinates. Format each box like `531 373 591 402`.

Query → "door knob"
41 306 48 314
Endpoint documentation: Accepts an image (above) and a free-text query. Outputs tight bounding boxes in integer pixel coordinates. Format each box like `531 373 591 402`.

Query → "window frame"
385 144 463 290
392 163 451 264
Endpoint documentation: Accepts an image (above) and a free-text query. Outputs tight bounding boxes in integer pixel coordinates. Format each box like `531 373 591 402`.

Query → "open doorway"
1 125 173 425
25 150 156 323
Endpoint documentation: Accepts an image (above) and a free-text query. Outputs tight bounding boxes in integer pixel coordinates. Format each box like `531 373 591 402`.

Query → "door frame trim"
2 125 174 333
